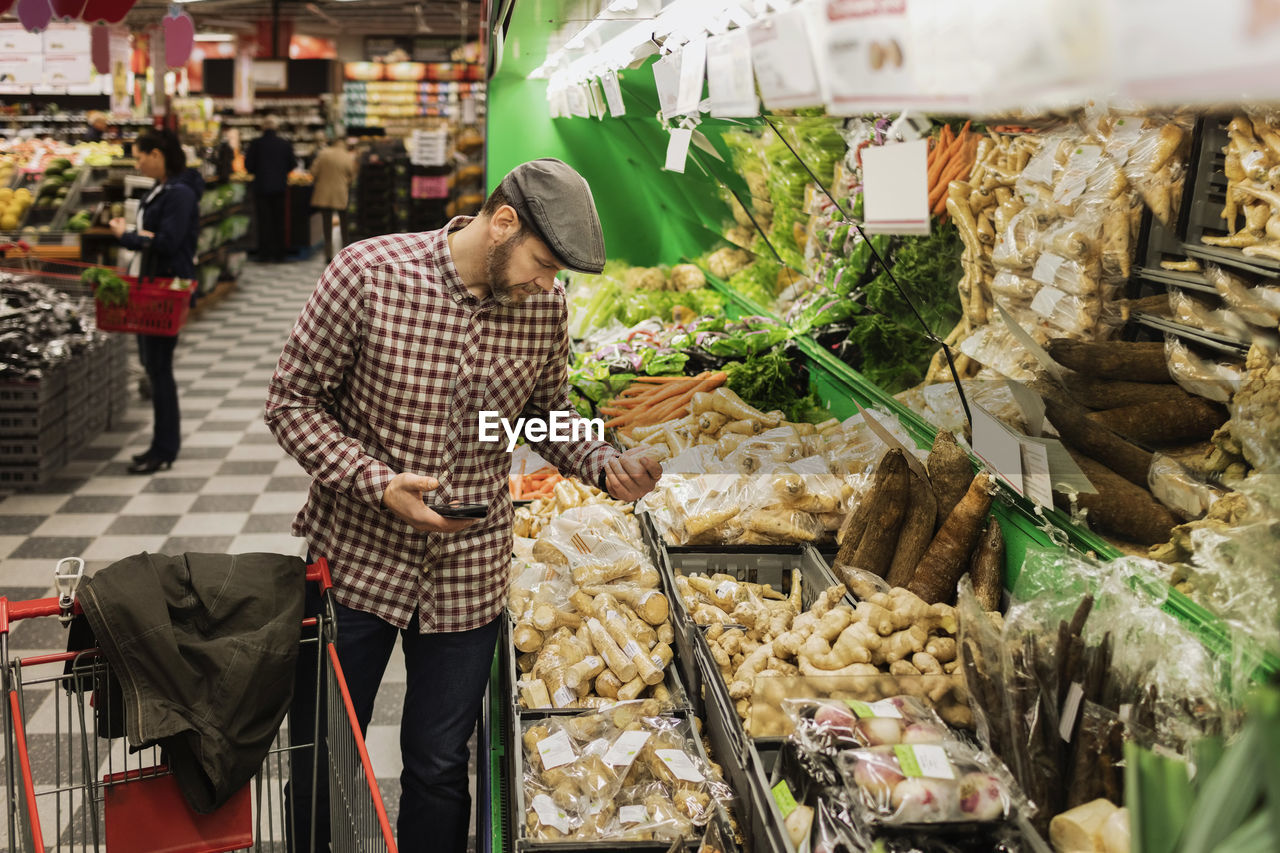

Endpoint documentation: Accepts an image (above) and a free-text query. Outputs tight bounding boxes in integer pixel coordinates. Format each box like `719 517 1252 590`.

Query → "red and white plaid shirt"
266 219 617 632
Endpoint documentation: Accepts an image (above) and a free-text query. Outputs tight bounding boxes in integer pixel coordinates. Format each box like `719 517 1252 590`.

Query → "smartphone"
428 502 489 519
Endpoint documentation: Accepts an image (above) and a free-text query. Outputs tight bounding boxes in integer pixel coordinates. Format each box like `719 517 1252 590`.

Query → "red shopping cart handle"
0 559 333 635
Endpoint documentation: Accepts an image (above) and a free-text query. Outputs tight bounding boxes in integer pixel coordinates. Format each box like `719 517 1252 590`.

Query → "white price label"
604 730 652 767
846 699 904 719
622 640 643 660
1031 253 1066 287
536 730 577 770
652 52 681 120
894 744 956 780
552 686 577 709
1031 285 1069 319
1059 681 1086 742
748 7 823 109
706 28 757 118
656 749 705 783
602 71 625 117
675 35 707 115
619 805 649 825
714 581 739 601
665 127 693 174
531 794 571 833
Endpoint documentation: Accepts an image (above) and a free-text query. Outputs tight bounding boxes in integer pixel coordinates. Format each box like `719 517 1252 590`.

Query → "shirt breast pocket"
484 357 540 421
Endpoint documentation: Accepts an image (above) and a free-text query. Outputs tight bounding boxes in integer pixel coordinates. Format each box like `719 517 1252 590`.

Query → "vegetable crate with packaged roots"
485 4 1280 853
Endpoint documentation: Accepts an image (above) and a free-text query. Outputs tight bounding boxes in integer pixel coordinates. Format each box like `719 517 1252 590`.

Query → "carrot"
907 473 994 605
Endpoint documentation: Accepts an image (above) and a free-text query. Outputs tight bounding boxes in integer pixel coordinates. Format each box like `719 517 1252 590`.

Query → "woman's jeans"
286 585 501 853
136 333 180 461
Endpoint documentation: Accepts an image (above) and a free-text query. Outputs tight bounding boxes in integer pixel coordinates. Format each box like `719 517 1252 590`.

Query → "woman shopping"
109 130 200 475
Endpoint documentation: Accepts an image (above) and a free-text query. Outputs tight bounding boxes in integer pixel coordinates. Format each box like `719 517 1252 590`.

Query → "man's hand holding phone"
382 473 483 533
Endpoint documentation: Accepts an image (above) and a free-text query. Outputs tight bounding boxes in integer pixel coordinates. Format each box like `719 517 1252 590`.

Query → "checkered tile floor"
0 256 480 851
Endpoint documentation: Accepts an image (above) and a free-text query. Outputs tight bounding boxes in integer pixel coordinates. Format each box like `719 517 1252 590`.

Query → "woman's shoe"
130 451 151 464
127 455 172 475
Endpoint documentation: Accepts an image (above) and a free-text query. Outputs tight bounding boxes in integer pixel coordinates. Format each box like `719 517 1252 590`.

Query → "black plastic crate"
659 546 845 717
0 362 67 410
1181 115 1280 278
698 643 788 853
509 712 738 852
0 445 68 487
0 393 67 437
0 420 66 463
505 615 692 719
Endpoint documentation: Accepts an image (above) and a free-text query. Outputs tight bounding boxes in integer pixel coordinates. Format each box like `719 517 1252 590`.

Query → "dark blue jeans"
136 333 180 461
288 586 500 853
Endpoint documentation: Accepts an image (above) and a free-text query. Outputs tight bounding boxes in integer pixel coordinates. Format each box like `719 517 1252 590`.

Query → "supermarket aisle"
0 257 478 850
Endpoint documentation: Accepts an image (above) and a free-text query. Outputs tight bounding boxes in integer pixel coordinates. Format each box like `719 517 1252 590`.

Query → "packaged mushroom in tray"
518 703 736 845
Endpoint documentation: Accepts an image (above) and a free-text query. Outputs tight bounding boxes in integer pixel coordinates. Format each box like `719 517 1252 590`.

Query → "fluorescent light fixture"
196 34 236 42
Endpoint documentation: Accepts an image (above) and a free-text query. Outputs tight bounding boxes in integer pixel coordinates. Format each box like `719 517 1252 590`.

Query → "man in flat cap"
266 158 661 853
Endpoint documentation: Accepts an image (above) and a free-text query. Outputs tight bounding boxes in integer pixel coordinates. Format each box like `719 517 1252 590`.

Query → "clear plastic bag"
784 695 951 749
1204 263 1280 329
1229 344 1280 470
1148 452 1224 521
1164 335 1245 403
1168 287 1255 341
836 740 1023 826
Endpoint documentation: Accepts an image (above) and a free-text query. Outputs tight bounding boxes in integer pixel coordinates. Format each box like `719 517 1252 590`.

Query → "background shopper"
108 129 199 474
309 136 356 263
246 115 295 263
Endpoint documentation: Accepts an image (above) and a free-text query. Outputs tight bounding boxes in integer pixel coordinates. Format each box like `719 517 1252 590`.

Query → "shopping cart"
0 245 193 336
1 556 397 852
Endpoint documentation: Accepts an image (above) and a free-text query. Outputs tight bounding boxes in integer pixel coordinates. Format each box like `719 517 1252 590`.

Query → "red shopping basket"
93 277 193 336
0 246 193 336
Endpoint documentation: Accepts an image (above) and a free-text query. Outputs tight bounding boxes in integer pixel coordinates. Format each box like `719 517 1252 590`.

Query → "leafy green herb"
82 267 129 307
725 349 820 422
845 227 963 392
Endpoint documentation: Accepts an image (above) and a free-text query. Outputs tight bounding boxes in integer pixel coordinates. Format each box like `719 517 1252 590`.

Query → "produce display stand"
483 4 1280 852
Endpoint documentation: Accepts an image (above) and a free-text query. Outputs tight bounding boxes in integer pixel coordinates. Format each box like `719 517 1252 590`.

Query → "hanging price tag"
665 126 693 174
823 0 915 114
675 35 707 116
531 794 571 833
602 70 625 117
706 28 757 117
861 138 930 235
748 7 823 108
652 52 681 120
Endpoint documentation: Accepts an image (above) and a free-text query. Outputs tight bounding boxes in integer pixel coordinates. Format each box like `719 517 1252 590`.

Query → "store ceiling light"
196 34 236 42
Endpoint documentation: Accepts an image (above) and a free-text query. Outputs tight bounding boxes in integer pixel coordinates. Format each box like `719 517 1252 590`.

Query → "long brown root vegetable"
907 474 993 605
1086 398 1227 445
835 449 900 551
1063 451 1180 546
1043 395 1154 488
1059 373 1196 409
848 457 911 578
1046 338 1171 382
834 450 909 578
884 469 940 588
926 430 974 521
968 518 1005 612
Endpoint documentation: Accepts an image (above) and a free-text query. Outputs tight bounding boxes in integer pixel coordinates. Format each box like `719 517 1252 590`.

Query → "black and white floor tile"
0 256 481 851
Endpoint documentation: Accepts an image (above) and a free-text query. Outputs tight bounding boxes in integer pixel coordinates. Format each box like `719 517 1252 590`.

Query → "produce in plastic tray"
521 705 733 843
509 496 681 711
835 738 1021 826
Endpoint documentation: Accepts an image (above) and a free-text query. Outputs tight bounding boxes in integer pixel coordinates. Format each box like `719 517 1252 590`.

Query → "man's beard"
485 233 526 307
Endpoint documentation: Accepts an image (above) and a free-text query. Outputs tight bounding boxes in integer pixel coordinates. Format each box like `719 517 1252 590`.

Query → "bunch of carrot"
928 120 979 218
599 371 728 434
510 464 564 500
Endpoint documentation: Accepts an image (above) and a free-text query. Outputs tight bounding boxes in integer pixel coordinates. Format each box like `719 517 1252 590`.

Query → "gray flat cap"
499 158 605 274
